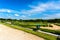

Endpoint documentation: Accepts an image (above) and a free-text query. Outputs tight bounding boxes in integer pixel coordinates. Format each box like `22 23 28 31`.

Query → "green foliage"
49 24 53 27
54 23 60 26
40 28 60 35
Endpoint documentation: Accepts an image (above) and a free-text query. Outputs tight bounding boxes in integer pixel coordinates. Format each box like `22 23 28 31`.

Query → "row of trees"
0 18 60 23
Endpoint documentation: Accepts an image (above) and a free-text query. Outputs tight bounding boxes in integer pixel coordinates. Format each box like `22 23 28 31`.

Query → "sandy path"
0 24 44 40
41 24 60 30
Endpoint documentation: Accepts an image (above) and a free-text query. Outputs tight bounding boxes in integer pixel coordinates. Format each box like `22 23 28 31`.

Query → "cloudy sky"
0 0 60 19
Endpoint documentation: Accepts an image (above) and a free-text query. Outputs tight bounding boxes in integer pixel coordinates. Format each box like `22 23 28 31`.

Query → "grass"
12 22 48 27
2 23 57 40
54 23 60 26
40 28 60 35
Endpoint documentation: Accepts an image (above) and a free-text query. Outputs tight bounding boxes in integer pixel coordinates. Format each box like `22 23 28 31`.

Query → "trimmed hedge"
40 28 60 35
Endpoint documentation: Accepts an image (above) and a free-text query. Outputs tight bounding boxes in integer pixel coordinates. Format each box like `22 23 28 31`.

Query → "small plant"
49 24 53 27
33 28 38 31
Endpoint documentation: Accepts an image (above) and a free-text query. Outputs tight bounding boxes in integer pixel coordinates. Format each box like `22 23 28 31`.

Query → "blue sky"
0 0 60 19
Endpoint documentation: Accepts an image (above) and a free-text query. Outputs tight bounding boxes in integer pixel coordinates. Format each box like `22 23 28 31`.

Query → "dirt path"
41 24 60 30
0 24 44 40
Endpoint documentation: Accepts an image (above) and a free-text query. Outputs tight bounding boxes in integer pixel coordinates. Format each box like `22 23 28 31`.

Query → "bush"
49 25 53 27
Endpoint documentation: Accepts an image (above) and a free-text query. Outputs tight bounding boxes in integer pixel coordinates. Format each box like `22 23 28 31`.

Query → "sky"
0 0 60 19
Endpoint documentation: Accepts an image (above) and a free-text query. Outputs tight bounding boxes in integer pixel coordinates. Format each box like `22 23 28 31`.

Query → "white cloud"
19 1 60 19
18 15 26 19
0 9 20 13
42 13 60 19
0 9 11 13
20 1 60 15
0 1 60 19
14 14 19 16
20 15 26 19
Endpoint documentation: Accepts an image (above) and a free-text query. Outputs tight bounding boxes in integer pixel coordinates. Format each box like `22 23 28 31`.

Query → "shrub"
40 28 60 35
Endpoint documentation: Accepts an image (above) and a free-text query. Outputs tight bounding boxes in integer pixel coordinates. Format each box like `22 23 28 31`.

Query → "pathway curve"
41 24 60 30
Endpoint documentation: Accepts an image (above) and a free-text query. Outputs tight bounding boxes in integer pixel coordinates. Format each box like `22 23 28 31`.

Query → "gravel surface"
0 24 44 40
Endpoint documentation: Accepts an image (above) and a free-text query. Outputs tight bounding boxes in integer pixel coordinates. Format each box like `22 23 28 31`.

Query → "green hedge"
40 28 60 35
54 23 60 26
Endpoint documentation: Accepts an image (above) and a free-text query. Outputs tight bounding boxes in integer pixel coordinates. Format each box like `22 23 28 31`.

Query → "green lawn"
40 28 60 35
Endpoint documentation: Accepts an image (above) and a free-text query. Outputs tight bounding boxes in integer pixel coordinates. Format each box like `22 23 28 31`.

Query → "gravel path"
0 24 44 40
41 24 60 30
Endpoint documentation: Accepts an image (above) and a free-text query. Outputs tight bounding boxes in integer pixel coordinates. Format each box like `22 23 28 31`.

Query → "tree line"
0 18 60 23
